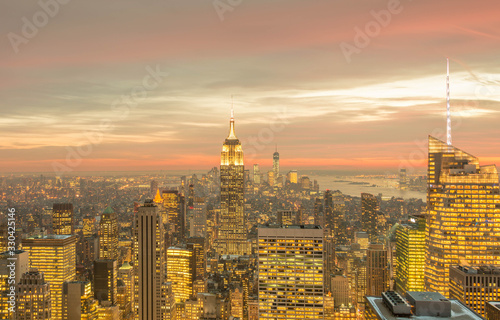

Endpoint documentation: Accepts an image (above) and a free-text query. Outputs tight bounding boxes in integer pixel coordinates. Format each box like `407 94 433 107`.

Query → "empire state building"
218 109 248 255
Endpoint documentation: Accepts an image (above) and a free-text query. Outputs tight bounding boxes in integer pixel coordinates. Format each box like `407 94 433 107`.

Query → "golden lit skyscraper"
22 235 77 320
219 109 247 255
133 200 165 320
16 269 51 320
162 190 185 244
99 206 119 260
258 225 324 320
166 246 193 303
52 203 74 235
117 262 134 318
395 216 426 294
425 136 500 297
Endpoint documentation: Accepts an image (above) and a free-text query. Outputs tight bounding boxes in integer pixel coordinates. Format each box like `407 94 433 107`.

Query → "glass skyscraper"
425 136 500 297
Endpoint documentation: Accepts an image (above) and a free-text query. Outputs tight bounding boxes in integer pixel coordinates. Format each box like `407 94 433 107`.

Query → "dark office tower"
425 136 500 297
150 180 158 196
53 203 74 235
99 206 119 260
324 190 334 234
361 193 379 243
273 146 279 181
133 200 165 320
313 198 323 226
188 184 195 207
277 210 295 226
94 259 117 305
187 237 206 282
366 243 389 296
219 108 247 255
162 190 185 245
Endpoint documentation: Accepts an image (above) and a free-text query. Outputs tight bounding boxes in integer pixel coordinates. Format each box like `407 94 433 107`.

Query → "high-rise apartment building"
425 136 500 297
219 110 247 255
22 235 76 320
395 216 426 294
133 200 165 320
361 193 379 243
99 207 119 260
16 269 51 320
258 225 324 319
52 203 74 235
449 265 500 317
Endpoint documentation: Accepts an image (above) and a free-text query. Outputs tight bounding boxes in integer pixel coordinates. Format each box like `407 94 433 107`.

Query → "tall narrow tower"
273 145 279 181
219 107 247 255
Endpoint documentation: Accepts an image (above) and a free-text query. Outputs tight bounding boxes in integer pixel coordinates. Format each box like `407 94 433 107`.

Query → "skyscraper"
253 164 261 185
219 109 247 255
162 190 185 245
118 262 134 318
16 269 51 320
166 246 193 303
366 243 389 296
361 193 379 243
99 206 119 260
395 216 426 294
62 281 99 320
258 225 324 320
449 265 500 317
425 136 500 297
0 250 29 319
94 259 117 305
22 235 77 320
133 200 165 320
52 203 74 235
273 146 279 181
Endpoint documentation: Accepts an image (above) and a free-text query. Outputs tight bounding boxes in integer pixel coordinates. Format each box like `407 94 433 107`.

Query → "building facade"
258 225 324 319
219 111 247 255
425 136 500 297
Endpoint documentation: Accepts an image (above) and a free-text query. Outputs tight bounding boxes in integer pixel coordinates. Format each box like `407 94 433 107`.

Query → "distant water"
308 174 426 200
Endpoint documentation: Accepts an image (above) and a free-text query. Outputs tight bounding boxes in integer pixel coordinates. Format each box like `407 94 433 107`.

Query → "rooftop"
454 265 500 275
366 293 484 320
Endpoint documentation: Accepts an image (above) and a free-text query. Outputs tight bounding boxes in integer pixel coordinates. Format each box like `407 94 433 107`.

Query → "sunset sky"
1 0 500 173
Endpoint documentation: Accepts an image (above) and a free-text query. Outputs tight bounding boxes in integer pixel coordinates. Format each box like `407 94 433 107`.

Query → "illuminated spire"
446 57 452 146
153 188 162 203
227 98 237 139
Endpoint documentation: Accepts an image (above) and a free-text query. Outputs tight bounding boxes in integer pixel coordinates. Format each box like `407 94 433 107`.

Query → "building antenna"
231 95 234 120
446 58 452 146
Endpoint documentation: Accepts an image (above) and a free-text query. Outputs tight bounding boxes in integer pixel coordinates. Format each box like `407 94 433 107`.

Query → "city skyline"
2 1 500 173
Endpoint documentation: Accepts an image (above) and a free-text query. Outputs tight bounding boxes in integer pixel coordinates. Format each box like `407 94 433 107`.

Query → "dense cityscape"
1 98 499 319
2 1 500 320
